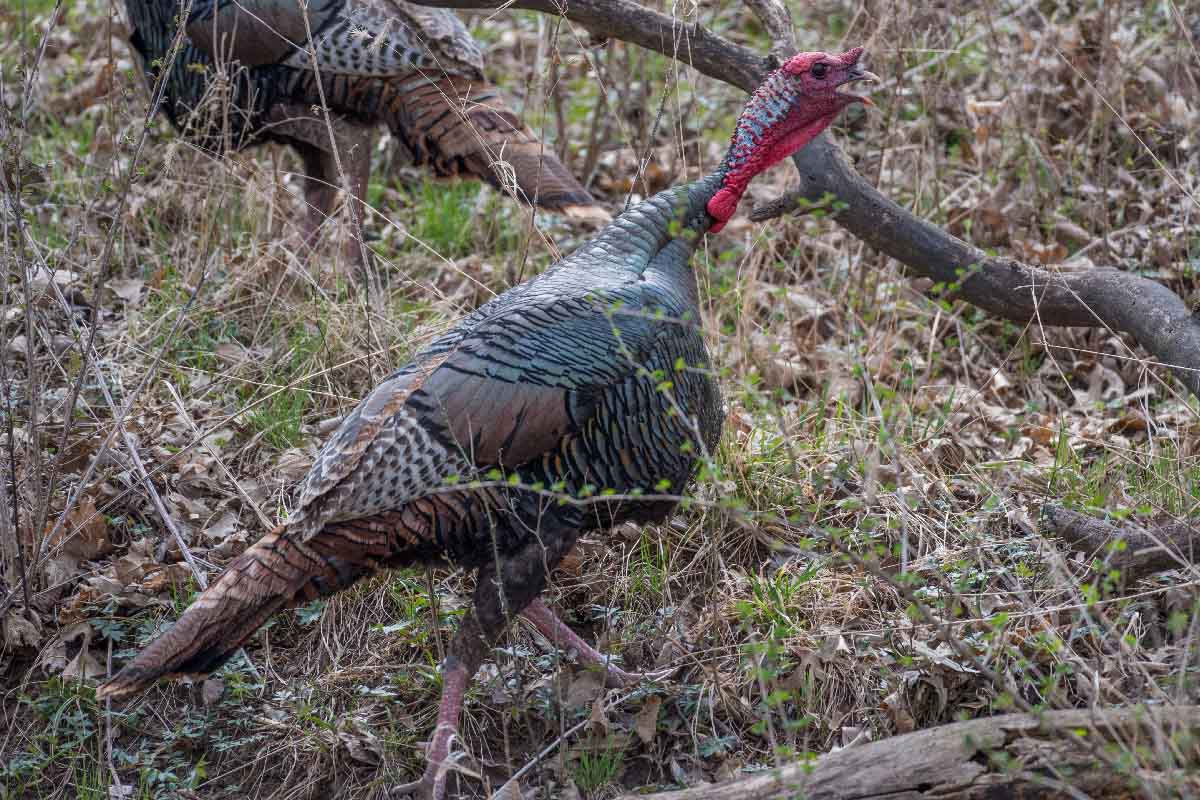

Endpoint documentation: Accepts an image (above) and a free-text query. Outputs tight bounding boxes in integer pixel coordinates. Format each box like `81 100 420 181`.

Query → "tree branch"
742 0 794 65
618 705 1200 800
783 136 1200 398
406 0 769 93
411 0 1200 400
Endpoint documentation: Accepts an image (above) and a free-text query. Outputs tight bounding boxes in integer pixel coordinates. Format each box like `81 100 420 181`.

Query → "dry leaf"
203 511 240 542
114 552 154 587
201 677 225 706
633 695 661 744
63 647 105 682
140 564 192 594
2 610 43 649
1024 425 1056 446
44 555 80 601
108 278 144 305
565 668 605 710
60 495 114 559
54 621 105 682
588 696 609 736
337 719 383 766
30 268 81 291
1110 410 1148 434
881 688 915 733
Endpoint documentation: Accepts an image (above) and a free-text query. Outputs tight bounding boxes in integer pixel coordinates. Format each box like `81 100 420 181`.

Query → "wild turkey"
124 0 597 256
98 48 877 799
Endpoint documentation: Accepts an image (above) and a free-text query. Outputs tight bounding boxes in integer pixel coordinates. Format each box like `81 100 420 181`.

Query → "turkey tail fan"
385 74 594 210
96 518 400 701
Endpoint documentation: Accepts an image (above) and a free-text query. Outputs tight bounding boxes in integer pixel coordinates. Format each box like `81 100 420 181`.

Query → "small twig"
749 193 840 223
426 565 445 667
0 344 32 620
104 637 118 790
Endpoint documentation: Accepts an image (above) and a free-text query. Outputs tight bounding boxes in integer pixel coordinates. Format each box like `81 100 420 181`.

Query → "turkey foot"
386 657 470 800
521 597 671 688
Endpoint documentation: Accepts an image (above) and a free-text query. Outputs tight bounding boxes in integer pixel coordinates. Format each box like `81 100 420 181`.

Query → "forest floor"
1 1 1199 798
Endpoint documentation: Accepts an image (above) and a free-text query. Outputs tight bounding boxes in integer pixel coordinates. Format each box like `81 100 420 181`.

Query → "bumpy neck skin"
703 47 872 233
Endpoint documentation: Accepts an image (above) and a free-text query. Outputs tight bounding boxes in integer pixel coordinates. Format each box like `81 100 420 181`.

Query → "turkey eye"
811 63 829 78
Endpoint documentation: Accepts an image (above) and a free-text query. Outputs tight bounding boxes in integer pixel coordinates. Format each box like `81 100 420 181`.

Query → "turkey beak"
844 67 880 107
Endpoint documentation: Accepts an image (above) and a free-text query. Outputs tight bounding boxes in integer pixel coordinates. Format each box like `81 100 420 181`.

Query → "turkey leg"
520 598 670 688
263 104 374 269
389 521 581 800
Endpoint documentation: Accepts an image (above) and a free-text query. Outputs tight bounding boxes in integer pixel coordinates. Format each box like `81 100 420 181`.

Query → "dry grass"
1 0 1199 798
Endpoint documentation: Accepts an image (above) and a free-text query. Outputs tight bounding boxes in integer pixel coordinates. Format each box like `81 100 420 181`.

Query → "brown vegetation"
2 0 1198 798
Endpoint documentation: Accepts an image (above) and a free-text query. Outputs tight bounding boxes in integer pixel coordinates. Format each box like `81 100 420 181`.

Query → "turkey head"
707 47 878 231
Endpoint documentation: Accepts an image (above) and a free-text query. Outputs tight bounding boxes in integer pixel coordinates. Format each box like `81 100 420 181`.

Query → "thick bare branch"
743 0 795 64
620 705 1200 800
784 136 1200 398
1044 506 1200 583
412 0 1200 400
405 0 769 92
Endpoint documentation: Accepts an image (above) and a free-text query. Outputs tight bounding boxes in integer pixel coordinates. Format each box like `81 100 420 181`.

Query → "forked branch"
411 0 1200 400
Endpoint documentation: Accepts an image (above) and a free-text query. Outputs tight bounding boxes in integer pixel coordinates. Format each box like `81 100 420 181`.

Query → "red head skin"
707 47 875 233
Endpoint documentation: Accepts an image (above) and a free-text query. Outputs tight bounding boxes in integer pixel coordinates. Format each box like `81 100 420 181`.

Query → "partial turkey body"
124 0 596 254
99 47 877 800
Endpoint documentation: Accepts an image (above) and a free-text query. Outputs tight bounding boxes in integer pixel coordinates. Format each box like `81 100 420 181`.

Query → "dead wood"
617 705 1200 799
1044 506 1200 583
411 0 1200 400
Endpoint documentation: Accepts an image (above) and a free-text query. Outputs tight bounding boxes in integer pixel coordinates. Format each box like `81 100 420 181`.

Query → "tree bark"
1043 506 1200 583
618 706 1200 800
410 0 1200 400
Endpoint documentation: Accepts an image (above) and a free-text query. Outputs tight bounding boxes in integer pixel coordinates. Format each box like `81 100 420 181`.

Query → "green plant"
572 740 625 796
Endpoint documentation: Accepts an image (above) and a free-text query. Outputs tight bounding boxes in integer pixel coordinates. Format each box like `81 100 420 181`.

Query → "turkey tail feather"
384 75 593 210
96 517 404 701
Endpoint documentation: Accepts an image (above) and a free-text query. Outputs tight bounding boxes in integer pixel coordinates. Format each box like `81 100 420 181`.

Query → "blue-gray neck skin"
580 171 726 262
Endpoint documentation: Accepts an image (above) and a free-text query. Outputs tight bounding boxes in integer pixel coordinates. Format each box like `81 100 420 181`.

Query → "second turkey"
124 0 599 264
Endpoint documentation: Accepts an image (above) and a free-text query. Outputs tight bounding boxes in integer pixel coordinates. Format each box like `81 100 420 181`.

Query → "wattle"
706 187 742 232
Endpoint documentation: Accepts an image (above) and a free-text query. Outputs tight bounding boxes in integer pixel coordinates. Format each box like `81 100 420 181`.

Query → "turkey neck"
608 171 725 249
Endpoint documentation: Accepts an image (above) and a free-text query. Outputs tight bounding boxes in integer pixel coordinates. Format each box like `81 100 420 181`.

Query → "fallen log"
1043 506 1200 583
620 705 1200 799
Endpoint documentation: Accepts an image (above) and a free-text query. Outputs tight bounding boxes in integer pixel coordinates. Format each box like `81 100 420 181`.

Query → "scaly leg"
521 598 671 688
389 522 581 800
263 104 375 270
